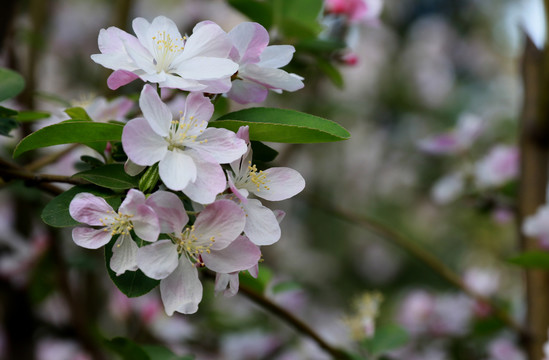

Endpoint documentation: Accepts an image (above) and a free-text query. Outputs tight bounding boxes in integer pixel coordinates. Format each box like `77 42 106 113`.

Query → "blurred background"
0 0 536 359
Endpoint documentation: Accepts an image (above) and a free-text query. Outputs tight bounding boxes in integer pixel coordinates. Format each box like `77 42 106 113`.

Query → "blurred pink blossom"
325 0 384 23
474 145 519 188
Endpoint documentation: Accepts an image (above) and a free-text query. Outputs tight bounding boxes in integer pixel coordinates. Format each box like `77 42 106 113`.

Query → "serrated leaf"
212 108 350 143
0 67 25 102
361 325 409 356
508 251 549 269
104 337 149 360
73 164 139 190
13 122 124 157
105 238 160 298
41 185 121 227
65 106 92 121
228 0 273 28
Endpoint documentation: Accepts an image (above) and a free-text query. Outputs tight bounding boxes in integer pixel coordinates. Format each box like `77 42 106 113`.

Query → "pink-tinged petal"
194 199 246 250
182 152 226 204
257 45 295 68
132 204 160 242
176 57 238 81
273 209 286 223
69 193 114 225
72 227 112 249
417 134 460 155
183 92 214 127
228 22 269 64
119 188 146 214
236 126 250 143
240 64 304 92
248 264 259 278
146 191 188 233
122 118 168 166
124 159 145 176
144 16 184 54
202 235 260 273
160 257 203 315
242 199 281 246
179 22 233 60
110 234 139 276
124 40 156 74
107 70 139 90
227 173 248 204
226 80 268 104
139 84 172 137
215 273 240 297
191 127 247 163
159 74 207 92
91 27 141 71
159 150 197 191
195 78 234 94
252 167 305 201
137 240 179 280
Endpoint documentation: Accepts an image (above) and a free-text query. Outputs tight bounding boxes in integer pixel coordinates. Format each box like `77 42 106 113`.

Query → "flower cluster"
68 16 305 315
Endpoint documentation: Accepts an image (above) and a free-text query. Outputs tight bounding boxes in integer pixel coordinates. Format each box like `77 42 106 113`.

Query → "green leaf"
65 106 92 121
317 58 344 88
0 117 19 137
104 337 149 360
41 185 121 227
105 238 160 298
508 251 549 269
73 164 139 190
251 141 278 162
0 67 25 102
13 121 124 157
239 266 272 294
142 345 194 360
0 106 18 117
275 0 323 38
15 110 50 122
361 325 409 356
228 0 273 28
139 163 159 193
296 39 346 53
212 108 350 143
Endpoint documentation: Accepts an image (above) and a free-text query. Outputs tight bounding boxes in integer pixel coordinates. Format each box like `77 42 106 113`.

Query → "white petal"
139 84 172 137
146 191 188 233
176 57 238 81
190 128 247 163
72 227 112 249
158 150 197 191
110 234 139 276
137 240 179 280
182 152 226 204
160 257 203 315
251 167 305 201
243 199 281 246
194 199 246 250
202 235 260 273
240 64 304 92
180 22 232 60
122 118 168 166
228 22 269 64
258 45 295 68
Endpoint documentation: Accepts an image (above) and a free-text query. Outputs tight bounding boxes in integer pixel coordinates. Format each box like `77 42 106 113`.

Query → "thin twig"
25 143 81 172
0 168 86 186
304 195 526 336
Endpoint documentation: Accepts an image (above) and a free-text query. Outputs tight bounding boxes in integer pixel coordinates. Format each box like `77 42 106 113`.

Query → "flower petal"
132 204 160 242
251 167 305 201
122 118 168 166
194 199 246 250
240 64 304 92
72 227 112 249
228 22 269 64
183 92 214 128
182 152 226 204
215 272 240 297
226 79 269 104
69 193 114 226
159 150 197 191
242 199 281 246
137 240 179 280
176 57 238 81
107 70 140 90
258 45 295 68
202 235 260 273
179 22 233 60
190 127 247 164
160 257 203 315
139 84 172 137
110 234 139 275
146 191 188 233
124 159 146 176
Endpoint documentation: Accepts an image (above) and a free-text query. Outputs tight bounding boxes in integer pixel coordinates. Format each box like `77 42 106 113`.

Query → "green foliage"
361 325 409 356
228 0 273 29
41 185 122 227
15 110 50 122
271 280 301 294
0 106 20 137
508 251 549 269
212 108 350 143
105 237 160 298
13 121 124 157
239 266 272 294
250 141 279 162
73 164 139 190
0 67 25 102
139 163 160 193
317 58 344 88
104 337 193 360
65 106 92 121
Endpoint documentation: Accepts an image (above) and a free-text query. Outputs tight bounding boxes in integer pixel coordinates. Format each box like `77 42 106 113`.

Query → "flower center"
100 210 134 236
165 114 208 151
151 31 185 73
175 225 216 265
237 161 270 192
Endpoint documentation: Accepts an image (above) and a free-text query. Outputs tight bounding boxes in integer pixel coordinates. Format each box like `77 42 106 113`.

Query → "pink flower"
325 0 383 23
523 203 549 249
84 96 134 122
91 16 238 92
69 189 160 275
136 199 260 315
474 145 519 188
122 84 247 203
226 126 305 245
463 267 500 297
225 23 304 104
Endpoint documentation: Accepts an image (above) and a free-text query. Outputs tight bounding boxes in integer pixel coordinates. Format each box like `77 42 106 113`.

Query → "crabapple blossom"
136 199 260 315
91 16 238 92
226 126 305 245
226 22 304 104
122 84 246 203
523 203 549 249
324 0 384 23
417 113 483 155
474 145 519 188
69 189 160 275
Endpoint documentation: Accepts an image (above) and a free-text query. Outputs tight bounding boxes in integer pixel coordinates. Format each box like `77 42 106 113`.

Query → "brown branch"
304 195 526 336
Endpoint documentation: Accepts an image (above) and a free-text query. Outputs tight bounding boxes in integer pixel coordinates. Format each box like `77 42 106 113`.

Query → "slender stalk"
304 195 526 335
25 143 81 172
